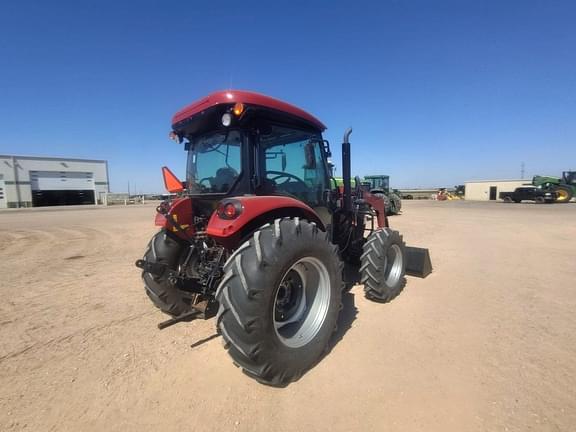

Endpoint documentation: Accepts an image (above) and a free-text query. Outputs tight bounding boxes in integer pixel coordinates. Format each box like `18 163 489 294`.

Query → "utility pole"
521 162 525 180
128 180 130 197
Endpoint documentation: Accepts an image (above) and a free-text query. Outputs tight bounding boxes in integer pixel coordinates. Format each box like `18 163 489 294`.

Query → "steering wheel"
266 171 308 189
199 177 211 185
197 177 212 192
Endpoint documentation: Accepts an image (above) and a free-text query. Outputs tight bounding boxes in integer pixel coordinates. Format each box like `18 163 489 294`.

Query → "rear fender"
207 196 324 247
155 197 195 239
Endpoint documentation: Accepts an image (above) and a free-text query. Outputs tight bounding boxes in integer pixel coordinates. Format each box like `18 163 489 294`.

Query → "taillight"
217 200 243 220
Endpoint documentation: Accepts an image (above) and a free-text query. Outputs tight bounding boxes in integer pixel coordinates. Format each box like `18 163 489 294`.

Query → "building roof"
0 155 107 164
465 179 528 183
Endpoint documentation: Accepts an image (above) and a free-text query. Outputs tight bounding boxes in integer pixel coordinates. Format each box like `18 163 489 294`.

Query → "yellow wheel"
554 186 573 203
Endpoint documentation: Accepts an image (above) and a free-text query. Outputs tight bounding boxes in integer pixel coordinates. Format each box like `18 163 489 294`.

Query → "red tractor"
136 90 430 385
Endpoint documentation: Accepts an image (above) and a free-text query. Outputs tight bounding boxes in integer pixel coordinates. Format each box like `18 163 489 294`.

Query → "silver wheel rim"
382 244 403 286
273 257 331 349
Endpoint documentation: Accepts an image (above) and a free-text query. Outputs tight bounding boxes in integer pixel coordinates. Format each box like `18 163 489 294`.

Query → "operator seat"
212 167 238 192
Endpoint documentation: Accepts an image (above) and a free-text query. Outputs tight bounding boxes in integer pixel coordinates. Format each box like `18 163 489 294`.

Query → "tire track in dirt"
0 219 146 363
0 311 153 363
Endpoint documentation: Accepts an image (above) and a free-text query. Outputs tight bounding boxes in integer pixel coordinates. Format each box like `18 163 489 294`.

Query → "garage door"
30 171 95 190
30 171 95 206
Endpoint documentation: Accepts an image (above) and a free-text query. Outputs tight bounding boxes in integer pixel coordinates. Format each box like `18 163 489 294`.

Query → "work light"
221 112 232 127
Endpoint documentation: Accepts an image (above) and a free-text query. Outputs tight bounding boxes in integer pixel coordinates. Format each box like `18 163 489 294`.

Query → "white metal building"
0 155 109 208
465 179 531 201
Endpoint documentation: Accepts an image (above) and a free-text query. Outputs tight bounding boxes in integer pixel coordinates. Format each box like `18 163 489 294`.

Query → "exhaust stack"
342 128 352 211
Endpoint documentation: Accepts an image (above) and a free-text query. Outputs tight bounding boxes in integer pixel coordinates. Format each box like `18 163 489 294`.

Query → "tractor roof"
171 90 326 131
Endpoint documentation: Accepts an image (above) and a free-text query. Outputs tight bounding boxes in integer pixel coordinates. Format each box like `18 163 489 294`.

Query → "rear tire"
373 192 393 215
361 228 406 302
554 185 573 203
388 193 402 215
141 230 192 316
503 196 513 203
215 218 343 386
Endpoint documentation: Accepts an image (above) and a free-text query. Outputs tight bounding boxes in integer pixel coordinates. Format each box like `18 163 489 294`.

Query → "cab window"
260 126 327 206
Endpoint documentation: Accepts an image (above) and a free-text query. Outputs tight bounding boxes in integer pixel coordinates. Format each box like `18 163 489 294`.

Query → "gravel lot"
1 200 575 432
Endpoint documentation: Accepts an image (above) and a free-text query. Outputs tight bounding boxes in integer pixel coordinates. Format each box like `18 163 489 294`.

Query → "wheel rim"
556 189 569 201
381 244 403 286
273 257 331 349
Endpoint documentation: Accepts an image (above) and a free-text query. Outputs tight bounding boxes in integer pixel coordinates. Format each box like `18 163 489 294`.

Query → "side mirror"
327 160 335 177
323 140 332 157
161 166 184 193
169 131 183 144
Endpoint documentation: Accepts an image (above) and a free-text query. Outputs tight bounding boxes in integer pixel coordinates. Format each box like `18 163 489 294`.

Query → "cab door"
259 125 331 225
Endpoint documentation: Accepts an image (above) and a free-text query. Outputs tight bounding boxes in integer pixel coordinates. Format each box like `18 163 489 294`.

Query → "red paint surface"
363 192 388 228
206 195 321 238
154 212 166 227
172 90 326 131
155 197 195 238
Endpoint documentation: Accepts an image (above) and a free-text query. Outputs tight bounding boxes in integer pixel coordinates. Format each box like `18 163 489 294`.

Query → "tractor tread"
141 230 191 316
360 228 407 303
215 217 343 386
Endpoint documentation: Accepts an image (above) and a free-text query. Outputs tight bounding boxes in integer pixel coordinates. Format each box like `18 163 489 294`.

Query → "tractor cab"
364 175 390 194
562 171 576 185
169 91 332 216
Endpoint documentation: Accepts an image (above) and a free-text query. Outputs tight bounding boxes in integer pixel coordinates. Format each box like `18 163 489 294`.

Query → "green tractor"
333 175 402 215
363 175 402 216
532 171 576 203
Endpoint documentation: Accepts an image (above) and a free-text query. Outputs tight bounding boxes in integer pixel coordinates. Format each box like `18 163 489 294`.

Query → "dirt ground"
0 200 575 432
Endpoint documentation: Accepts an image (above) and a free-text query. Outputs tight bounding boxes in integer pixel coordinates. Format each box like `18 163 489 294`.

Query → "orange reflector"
161 166 184 193
233 102 244 116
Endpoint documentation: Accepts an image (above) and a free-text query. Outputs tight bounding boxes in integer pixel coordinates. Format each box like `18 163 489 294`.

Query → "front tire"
361 228 406 302
215 218 343 386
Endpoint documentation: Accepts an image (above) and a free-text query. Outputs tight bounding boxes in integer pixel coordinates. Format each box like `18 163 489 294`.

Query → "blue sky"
1 0 575 193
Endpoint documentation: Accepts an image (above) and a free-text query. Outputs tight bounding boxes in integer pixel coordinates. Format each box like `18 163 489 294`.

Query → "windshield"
368 177 389 191
186 130 242 194
564 171 576 185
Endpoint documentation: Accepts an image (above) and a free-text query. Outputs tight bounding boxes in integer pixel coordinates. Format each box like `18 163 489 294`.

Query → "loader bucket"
405 247 433 278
